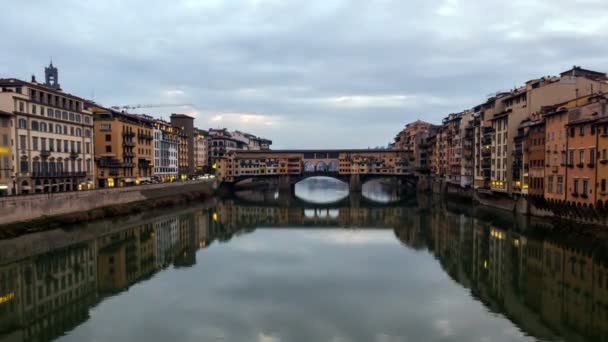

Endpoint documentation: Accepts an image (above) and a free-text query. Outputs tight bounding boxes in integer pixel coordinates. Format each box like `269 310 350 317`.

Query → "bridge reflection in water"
0 197 607 341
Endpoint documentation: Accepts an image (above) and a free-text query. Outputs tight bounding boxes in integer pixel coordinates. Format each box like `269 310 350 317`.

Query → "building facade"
91 106 154 188
0 110 12 196
0 69 95 195
193 128 208 175
153 119 180 182
170 114 195 177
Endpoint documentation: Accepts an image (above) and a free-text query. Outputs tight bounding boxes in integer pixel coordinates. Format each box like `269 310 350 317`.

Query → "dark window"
105 134 111 142
106 145 112 153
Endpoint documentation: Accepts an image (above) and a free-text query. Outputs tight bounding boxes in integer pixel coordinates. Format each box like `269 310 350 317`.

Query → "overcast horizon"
2 0 608 149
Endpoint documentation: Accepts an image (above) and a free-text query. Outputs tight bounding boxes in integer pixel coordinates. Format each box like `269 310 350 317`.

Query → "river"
0 177 606 342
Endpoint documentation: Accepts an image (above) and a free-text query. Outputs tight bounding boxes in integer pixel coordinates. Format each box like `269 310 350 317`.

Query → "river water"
0 177 607 342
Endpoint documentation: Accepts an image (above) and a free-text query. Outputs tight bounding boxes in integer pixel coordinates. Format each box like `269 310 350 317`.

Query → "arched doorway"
21 180 30 195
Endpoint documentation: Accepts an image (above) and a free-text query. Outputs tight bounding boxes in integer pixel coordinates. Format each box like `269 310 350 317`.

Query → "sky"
1 0 608 149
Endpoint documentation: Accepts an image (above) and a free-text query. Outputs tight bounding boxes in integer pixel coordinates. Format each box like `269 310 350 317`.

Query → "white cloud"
164 89 185 97
437 0 459 16
258 332 281 342
311 94 447 109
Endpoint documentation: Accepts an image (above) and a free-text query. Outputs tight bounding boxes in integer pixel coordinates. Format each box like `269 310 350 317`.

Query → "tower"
44 61 61 90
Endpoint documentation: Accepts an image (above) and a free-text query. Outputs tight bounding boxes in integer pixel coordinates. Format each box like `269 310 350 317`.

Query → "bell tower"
44 60 61 90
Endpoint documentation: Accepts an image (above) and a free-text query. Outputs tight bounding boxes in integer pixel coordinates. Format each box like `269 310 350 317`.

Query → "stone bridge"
216 149 416 192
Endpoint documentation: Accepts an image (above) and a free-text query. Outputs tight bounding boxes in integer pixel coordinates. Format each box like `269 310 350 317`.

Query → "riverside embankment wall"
0 180 216 226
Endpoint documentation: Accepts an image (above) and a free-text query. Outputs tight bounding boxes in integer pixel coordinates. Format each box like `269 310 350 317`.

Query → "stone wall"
0 180 216 226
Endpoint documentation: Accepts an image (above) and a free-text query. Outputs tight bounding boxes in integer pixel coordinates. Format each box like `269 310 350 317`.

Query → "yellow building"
90 105 154 188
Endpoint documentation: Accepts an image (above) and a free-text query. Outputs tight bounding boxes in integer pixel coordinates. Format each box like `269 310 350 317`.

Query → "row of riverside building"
392 66 608 211
0 63 271 196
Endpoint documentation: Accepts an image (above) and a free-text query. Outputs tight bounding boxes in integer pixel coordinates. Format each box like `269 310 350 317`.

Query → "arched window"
56 125 62 134
18 118 27 129
75 114 81 123
48 123 53 133
55 110 61 118
84 129 91 138
76 128 82 137
64 125 68 135
31 120 39 131
69 112 75 121
62 111 68 120
39 122 47 132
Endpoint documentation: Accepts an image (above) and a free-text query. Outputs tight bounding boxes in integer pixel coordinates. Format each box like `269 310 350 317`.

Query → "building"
522 119 545 197
193 128 208 175
90 105 154 187
208 128 272 169
564 94 607 206
0 65 95 195
598 116 608 210
152 119 180 182
170 114 195 177
0 110 11 196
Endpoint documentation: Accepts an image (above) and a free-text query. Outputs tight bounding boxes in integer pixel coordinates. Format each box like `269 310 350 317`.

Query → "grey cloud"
2 0 608 148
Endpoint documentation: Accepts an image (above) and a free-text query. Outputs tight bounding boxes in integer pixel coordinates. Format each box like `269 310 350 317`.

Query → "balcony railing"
123 141 135 147
123 131 135 138
40 150 51 158
124 151 135 157
69 151 78 159
32 171 87 178
138 133 153 140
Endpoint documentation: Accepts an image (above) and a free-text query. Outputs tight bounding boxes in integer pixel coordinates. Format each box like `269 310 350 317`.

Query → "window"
557 176 563 194
591 125 596 135
106 145 112 153
41 138 46 151
76 128 82 137
49 139 54 151
19 101 24 112
580 126 585 136
69 112 75 121
18 118 26 129
579 149 585 164
84 116 91 124
57 139 62 152
20 160 28 172
32 104 37 114
569 150 575 165
70 127 74 136
56 125 62 134
75 114 81 122
85 142 90 154
574 178 579 194
0 117 8 127
602 179 606 192
85 129 91 138
77 142 81 153
583 179 589 196
590 148 596 165
70 141 75 152
32 137 38 150
100 124 111 131
39 122 47 132
570 127 575 138
548 176 554 193
48 123 53 133
64 140 68 152
31 121 39 130
105 134 111 142
1 134 7 147
19 135 26 149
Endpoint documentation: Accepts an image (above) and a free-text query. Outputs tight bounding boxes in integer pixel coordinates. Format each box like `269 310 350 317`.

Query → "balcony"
138 133 153 140
600 159 608 164
577 163 584 168
124 151 135 157
32 171 87 178
587 163 595 168
123 131 135 138
123 141 135 147
40 150 51 158
69 151 78 159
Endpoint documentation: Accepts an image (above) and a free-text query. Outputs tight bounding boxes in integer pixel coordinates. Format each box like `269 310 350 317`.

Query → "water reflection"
0 192 607 341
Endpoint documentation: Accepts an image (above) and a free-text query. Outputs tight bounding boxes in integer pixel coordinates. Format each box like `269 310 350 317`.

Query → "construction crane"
110 103 196 111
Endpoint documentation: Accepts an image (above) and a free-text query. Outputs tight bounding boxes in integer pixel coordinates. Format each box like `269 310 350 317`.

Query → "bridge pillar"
349 174 362 193
349 192 362 208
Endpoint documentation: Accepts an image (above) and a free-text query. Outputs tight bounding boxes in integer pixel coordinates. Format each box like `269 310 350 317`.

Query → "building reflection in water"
0 196 608 341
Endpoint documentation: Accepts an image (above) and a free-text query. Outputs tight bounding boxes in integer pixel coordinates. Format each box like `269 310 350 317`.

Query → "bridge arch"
328 160 339 172
304 161 315 172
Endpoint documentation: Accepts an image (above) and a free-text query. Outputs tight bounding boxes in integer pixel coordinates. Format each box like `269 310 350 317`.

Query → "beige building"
0 67 95 195
193 128 208 174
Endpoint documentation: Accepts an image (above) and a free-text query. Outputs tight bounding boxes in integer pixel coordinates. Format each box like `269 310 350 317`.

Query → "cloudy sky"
1 0 608 148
